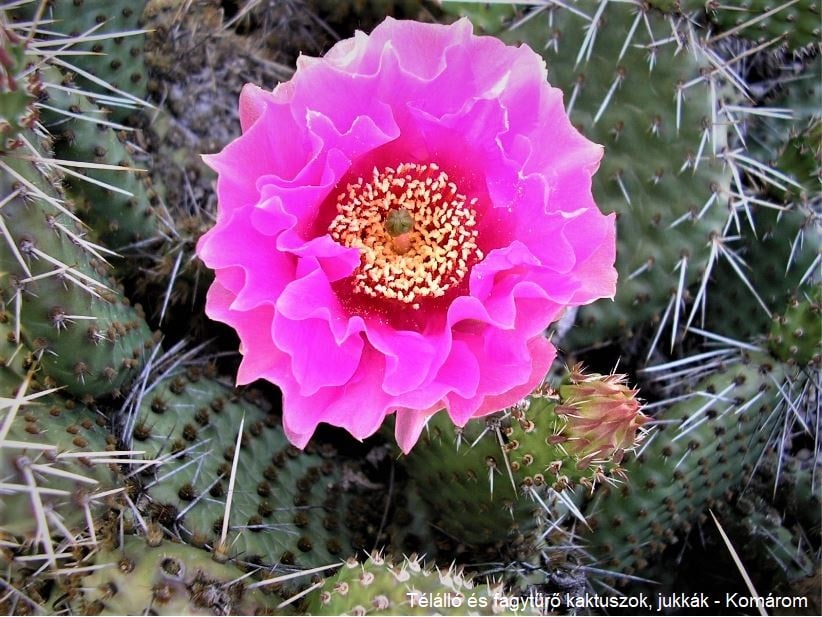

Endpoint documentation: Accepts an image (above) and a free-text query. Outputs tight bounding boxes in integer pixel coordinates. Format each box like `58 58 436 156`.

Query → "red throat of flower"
328 163 483 310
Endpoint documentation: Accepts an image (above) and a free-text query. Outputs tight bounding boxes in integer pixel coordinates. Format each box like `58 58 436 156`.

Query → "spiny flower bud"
502 366 647 493
555 363 648 471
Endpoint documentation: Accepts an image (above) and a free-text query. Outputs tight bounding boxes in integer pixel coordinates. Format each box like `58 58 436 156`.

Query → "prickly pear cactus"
0 389 122 538
65 536 284 615
401 366 646 551
704 0 820 51
0 133 157 399
0 22 42 151
304 553 540 616
9 0 149 122
0 341 125 570
401 410 532 551
768 286 822 367
1 0 819 613
700 204 820 342
645 0 820 51
131 367 380 569
37 72 163 249
582 352 801 581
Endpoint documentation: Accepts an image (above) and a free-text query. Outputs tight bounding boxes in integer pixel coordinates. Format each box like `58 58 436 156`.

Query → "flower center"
329 162 483 309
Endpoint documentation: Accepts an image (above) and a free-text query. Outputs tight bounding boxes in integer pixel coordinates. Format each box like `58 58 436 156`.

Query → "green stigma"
385 207 414 237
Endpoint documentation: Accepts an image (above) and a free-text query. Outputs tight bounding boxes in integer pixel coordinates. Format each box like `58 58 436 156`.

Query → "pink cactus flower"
196 17 616 453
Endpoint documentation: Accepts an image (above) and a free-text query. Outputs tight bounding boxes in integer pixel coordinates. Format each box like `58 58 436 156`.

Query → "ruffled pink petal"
272 311 364 396
364 322 445 396
205 275 282 386
394 404 440 454
465 335 557 419
561 211 618 303
203 101 311 215
278 348 392 441
238 83 271 132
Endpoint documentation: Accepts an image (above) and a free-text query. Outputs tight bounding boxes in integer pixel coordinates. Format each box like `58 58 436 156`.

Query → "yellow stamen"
328 163 482 308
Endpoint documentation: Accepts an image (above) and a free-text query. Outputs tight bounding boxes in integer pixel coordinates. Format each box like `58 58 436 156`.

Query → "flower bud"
557 363 648 469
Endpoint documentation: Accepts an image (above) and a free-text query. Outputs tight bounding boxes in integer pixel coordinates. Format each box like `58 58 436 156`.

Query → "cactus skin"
401 369 645 552
132 368 380 569
2 12 159 249
644 0 820 51
37 72 163 249
776 120 821 203
439 2 519 34
0 23 42 151
304 553 540 616
69 537 282 615
702 203 820 343
581 352 798 582
703 0 820 52
10 0 149 122
65 536 283 616
720 462 817 589
748 55 822 204
0 388 121 537
401 411 532 551
0 333 125 571
0 0 818 609
0 133 158 400
768 285 822 367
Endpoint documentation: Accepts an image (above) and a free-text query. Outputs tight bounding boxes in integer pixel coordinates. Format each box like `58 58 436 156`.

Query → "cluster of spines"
304 552 541 616
581 349 808 583
0 132 158 400
126 361 383 572
400 368 646 557
63 535 284 616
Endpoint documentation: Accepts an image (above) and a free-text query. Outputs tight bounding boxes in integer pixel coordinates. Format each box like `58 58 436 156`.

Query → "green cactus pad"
645 0 820 51
67 536 283 615
440 2 519 35
402 373 645 553
703 204 820 342
10 0 149 122
401 410 531 550
0 361 123 556
0 23 42 151
768 285 821 367
582 353 797 581
304 553 540 616
723 477 817 586
0 135 158 399
705 0 820 52
744 55 822 204
132 368 379 569
776 120 821 203
39 72 163 249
